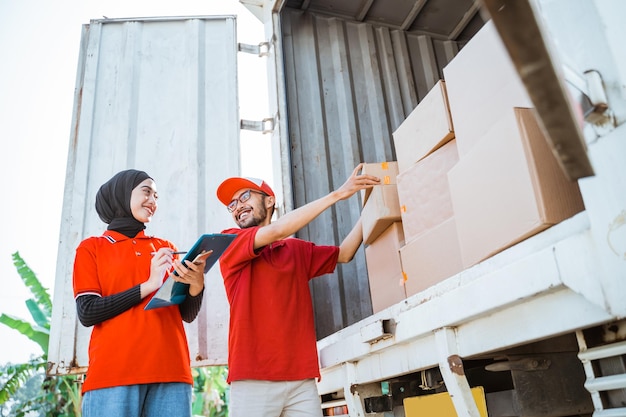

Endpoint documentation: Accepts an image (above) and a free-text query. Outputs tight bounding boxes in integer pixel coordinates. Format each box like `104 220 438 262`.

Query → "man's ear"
266 195 275 209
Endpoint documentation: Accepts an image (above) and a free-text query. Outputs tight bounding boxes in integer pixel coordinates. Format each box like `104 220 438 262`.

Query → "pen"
150 251 188 255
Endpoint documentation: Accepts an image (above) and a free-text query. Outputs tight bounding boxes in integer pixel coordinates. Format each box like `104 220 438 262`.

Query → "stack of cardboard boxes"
360 161 404 314
361 21 585 314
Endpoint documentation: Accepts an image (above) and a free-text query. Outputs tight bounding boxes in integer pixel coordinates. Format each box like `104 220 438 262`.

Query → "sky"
0 0 271 364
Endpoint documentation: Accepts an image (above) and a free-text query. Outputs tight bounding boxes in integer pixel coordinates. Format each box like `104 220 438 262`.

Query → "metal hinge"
238 41 270 57
240 117 274 134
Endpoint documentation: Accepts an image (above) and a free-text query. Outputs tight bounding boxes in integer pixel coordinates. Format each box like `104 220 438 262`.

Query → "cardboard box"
392 80 455 173
365 222 407 313
442 21 533 156
362 184 402 245
397 140 459 243
360 161 399 205
448 108 585 268
400 218 464 297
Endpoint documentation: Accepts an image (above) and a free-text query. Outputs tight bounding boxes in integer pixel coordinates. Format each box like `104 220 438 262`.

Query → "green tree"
192 366 229 417
0 251 81 416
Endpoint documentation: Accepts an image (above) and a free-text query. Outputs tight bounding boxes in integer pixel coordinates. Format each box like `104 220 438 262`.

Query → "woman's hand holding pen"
172 251 212 297
140 247 175 298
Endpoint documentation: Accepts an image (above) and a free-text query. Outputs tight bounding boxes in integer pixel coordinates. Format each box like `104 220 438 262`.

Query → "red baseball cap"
216 177 275 205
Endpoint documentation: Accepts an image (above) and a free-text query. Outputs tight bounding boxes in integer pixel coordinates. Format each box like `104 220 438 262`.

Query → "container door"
48 16 240 375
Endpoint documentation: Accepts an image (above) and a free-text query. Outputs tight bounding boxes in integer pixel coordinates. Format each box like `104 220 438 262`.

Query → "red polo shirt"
73 230 193 392
219 226 339 383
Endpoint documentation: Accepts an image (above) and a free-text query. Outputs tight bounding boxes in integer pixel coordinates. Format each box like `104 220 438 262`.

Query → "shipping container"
49 0 626 415
48 15 241 373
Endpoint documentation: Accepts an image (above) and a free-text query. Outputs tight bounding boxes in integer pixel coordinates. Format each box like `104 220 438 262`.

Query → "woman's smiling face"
130 178 158 223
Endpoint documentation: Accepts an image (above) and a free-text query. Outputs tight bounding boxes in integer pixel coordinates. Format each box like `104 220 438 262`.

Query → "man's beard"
236 202 268 229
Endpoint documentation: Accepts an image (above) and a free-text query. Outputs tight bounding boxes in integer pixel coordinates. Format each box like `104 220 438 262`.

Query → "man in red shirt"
216 164 380 417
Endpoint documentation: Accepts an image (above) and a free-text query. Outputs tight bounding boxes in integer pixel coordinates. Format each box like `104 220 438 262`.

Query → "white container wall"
49 16 240 375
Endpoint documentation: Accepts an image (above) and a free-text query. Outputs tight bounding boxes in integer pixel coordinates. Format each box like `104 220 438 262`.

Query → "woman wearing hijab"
73 169 206 417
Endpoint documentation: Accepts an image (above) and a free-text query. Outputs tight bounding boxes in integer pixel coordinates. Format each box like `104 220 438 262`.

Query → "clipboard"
144 233 237 310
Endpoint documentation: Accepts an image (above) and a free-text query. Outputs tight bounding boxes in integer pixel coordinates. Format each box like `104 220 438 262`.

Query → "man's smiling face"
230 189 269 229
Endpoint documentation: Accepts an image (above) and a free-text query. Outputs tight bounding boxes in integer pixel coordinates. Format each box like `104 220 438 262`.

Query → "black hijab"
95 169 153 238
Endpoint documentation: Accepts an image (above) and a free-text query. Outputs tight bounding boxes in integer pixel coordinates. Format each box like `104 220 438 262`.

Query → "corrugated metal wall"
280 8 479 338
48 16 239 374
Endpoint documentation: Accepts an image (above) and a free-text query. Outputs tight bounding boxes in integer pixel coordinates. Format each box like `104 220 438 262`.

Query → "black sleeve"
179 288 205 323
75 286 142 327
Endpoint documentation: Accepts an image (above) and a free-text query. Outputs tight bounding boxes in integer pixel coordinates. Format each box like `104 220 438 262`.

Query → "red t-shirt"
219 226 340 383
73 230 193 393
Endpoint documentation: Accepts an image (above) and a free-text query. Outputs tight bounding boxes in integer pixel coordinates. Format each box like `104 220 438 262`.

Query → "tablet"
144 233 237 310
180 233 237 274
